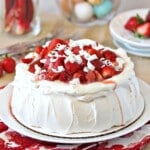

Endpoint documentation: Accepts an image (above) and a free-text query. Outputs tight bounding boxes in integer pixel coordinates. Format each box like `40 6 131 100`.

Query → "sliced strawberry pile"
0 56 16 78
21 39 124 84
124 10 150 38
4 0 34 35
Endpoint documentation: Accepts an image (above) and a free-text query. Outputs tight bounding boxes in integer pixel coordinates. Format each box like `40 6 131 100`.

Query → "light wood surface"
0 13 150 149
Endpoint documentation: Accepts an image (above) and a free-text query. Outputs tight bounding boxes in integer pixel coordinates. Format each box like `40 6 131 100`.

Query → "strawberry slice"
48 38 68 51
124 15 144 32
83 45 92 51
103 50 116 62
28 59 42 73
21 58 33 64
43 71 60 81
65 62 81 74
51 57 65 70
43 56 65 72
58 71 71 82
87 48 102 58
58 49 65 56
40 47 49 58
85 71 96 83
73 70 86 83
35 45 43 54
72 46 80 54
101 66 115 79
135 22 150 38
94 70 103 81
91 59 102 71
81 56 87 67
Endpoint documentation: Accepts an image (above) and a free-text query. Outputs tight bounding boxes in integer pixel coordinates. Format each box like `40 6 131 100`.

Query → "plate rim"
113 39 150 57
109 8 150 48
0 80 149 144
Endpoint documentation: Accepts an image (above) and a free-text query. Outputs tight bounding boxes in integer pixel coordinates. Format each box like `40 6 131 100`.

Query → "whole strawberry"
136 22 150 38
2 57 16 73
124 14 144 32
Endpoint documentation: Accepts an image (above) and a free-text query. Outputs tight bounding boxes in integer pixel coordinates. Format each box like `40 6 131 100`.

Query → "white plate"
0 80 149 144
113 39 150 57
109 8 150 48
118 41 150 53
112 36 150 53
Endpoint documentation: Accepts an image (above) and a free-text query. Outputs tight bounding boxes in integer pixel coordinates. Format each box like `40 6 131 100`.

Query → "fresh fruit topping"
135 22 150 38
21 58 33 64
124 15 144 32
58 71 71 82
72 46 80 54
124 11 150 38
103 50 116 62
22 39 124 84
2 56 16 73
49 57 65 71
101 66 115 79
65 62 81 74
41 71 60 81
87 48 102 58
28 59 42 73
86 71 96 83
40 47 50 58
91 59 102 71
73 70 86 83
94 70 103 81
48 38 68 51
35 45 43 54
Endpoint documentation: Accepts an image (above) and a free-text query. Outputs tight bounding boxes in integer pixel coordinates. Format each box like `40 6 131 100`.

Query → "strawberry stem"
136 14 144 24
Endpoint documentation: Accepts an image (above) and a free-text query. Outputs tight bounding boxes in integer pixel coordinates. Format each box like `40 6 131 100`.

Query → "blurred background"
39 0 150 13
0 0 149 48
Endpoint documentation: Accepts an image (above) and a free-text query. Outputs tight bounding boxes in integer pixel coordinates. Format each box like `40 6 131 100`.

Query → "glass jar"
56 0 121 26
1 0 41 36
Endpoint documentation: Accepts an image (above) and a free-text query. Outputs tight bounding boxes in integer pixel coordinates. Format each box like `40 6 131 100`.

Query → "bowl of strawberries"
124 10 150 39
109 8 150 57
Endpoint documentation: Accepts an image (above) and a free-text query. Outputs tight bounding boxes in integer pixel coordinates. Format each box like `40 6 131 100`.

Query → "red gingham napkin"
0 121 150 149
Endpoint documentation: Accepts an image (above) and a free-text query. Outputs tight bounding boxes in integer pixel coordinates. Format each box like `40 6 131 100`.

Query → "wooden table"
0 13 150 149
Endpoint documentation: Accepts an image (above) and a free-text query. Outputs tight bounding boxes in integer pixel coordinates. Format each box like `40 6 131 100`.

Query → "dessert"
11 38 144 136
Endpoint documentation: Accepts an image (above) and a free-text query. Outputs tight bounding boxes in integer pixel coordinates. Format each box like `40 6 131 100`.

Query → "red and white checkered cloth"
0 121 150 149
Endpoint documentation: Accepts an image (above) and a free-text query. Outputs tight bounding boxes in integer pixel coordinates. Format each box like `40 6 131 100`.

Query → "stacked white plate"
109 8 150 57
